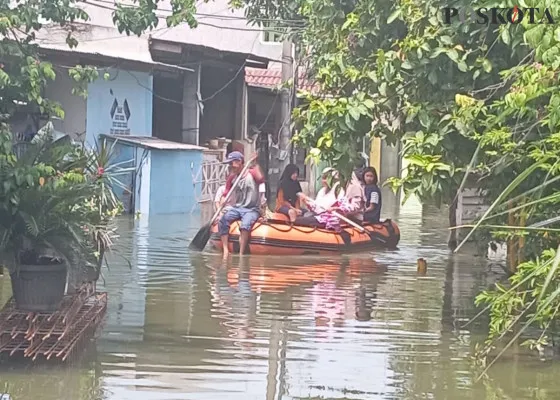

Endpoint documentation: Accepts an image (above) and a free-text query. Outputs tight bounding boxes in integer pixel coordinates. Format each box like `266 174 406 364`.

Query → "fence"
191 159 229 211
12 141 31 158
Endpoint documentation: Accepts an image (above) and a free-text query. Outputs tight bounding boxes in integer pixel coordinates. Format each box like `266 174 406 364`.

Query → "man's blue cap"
224 151 244 163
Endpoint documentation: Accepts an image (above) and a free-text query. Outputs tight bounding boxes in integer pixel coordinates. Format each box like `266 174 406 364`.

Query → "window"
262 21 284 43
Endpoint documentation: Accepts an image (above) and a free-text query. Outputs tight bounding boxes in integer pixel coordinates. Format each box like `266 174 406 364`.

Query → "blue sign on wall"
86 69 153 148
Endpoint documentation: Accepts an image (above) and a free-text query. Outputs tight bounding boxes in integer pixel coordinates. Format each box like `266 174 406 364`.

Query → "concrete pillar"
182 64 201 145
379 141 401 184
235 76 247 141
369 137 382 175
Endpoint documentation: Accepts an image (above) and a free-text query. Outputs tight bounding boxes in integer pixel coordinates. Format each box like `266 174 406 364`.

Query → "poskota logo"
442 6 555 25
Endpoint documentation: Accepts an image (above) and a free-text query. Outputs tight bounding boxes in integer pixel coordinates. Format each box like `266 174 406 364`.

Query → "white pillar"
182 64 201 145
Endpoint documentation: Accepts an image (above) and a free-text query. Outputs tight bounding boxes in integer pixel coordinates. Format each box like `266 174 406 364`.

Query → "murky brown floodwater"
1 192 560 400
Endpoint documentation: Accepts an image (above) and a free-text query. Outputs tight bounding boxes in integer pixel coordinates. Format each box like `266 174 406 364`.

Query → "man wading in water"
218 151 264 259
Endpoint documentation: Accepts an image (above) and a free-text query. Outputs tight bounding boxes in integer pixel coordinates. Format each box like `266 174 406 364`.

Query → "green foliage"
236 0 560 368
0 130 126 277
237 0 560 210
0 0 202 274
474 247 560 374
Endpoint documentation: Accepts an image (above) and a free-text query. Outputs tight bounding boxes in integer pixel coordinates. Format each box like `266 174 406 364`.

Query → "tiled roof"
245 67 320 93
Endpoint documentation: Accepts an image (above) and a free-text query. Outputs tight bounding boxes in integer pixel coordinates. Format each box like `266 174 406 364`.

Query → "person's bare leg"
239 230 250 256
288 208 297 222
221 235 229 259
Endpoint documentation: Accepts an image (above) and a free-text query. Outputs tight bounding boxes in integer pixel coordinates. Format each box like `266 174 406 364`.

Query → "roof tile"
245 67 319 93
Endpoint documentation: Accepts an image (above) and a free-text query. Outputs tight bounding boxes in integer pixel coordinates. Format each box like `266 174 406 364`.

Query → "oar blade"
189 223 212 251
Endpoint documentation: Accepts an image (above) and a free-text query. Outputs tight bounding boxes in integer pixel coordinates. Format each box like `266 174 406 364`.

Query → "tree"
238 0 560 365
237 0 560 249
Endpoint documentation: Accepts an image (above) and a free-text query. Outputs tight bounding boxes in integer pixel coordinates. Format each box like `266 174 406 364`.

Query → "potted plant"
66 139 128 293
0 130 124 311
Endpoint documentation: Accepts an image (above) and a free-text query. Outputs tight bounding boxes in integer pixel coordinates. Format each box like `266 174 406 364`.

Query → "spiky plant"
0 129 128 277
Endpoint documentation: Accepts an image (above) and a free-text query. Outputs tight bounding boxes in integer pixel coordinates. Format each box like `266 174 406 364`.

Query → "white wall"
44 69 87 140
78 0 283 63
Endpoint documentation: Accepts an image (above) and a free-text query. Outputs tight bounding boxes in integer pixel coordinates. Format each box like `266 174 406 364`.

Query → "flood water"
1 194 560 400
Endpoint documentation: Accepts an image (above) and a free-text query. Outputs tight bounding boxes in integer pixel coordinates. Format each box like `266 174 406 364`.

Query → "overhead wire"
81 0 304 33
115 32 258 106
36 0 303 48
88 0 306 25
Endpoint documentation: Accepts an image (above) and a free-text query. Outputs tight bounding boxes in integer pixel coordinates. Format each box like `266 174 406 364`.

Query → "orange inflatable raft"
209 213 400 256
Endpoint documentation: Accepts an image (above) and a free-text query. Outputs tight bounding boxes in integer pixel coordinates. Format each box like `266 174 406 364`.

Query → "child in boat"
299 167 345 215
297 168 360 232
362 166 382 223
314 167 345 210
275 164 305 222
344 169 366 223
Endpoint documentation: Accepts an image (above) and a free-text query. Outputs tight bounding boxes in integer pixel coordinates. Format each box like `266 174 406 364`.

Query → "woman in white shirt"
299 167 345 214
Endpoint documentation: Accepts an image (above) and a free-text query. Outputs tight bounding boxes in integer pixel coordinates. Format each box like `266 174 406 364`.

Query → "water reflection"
0 199 557 399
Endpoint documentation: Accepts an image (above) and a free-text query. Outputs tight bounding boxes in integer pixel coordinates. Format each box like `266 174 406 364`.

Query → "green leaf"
401 61 413 69
440 35 453 45
430 47 447 59
419 112 430 128
363 99 375 108
482 59 492 73
379 82 387 96
501 28 511 45
446 49 459 62
345 113 355 129
457 61 468 72
387 9 401 23
428 70 438 85
348 106 361 121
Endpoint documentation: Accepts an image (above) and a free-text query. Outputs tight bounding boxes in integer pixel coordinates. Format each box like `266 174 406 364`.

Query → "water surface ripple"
1 196 559 400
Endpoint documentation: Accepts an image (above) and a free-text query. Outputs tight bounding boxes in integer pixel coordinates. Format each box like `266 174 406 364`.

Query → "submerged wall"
149 150 203 214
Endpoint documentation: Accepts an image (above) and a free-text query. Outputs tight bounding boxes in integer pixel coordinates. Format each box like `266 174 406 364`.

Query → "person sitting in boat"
300 167 345 215
296 168 361 232
344 169 366 223
218 151 264 258
362 166 382 223
275 164 306 222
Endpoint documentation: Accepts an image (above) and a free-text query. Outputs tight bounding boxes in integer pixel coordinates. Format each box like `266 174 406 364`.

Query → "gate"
191 159 229 211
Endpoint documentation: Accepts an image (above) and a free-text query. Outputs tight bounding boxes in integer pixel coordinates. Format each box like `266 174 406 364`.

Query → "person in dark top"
362 167 382 223
275 164 305 222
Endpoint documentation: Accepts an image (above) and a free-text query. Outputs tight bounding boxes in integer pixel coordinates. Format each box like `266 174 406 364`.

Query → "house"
8 0 401 211
244 66 319 197
8 0 300 213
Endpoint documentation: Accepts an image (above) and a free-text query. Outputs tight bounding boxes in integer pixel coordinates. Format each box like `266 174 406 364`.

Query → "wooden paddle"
189 156 255 251
331 210 366 233
305 198 366 232
313 201 385 243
